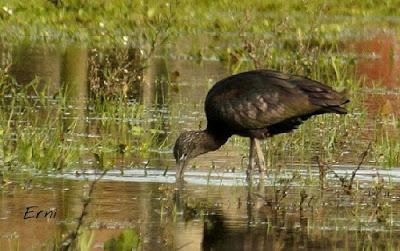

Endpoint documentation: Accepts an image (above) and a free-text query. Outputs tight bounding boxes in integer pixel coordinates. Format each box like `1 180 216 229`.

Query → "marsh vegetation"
1 1 400 250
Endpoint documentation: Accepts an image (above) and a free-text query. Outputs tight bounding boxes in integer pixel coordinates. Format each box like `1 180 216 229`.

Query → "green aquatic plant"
372 115 400 168
104 229 141 251
1 2 400 250
0 0 398 178
77 230 95 251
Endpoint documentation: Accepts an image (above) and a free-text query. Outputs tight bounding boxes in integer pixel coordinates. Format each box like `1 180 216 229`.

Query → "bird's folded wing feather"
208 85 311 130
206 71 348 131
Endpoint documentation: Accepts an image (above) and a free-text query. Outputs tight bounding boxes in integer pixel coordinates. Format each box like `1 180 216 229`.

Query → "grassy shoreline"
0 1 399 173
1 1 400 44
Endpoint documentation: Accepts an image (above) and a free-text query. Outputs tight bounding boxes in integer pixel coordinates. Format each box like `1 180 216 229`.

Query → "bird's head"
173 130 229 181
173 131 204 180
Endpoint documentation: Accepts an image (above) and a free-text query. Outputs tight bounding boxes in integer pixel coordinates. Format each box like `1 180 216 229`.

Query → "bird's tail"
326 89 349 114
307 88 350 115
324 105 348 114
298 78 350 112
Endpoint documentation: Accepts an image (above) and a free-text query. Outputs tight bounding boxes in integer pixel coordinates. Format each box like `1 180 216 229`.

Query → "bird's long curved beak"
176 158 187 180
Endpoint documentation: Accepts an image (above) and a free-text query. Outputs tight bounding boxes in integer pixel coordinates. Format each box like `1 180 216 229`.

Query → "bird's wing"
206 84 310 131
205 70 348 132
288 75 349 109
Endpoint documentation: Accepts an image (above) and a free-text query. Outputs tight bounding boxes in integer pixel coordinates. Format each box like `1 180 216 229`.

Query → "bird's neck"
198 129 230 153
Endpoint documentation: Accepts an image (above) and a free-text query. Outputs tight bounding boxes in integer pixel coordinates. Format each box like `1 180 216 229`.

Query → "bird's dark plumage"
174 69 349 180
205 69 349 139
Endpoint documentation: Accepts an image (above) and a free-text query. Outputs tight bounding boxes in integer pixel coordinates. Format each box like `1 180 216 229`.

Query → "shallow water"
54 166 400 185
1 24 400 250
1 170 400 250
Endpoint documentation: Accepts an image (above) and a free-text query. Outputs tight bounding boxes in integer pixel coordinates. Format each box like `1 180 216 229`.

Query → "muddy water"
1 31 400 250
2 170 400 250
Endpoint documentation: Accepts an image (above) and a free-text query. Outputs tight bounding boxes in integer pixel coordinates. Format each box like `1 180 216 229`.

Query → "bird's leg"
247 138 256 183
254 139 266 184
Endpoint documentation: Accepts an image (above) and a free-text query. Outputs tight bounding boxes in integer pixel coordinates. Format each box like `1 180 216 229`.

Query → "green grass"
0 78 166 173
0 0 399 173
1 3 399 250
1 0 399 46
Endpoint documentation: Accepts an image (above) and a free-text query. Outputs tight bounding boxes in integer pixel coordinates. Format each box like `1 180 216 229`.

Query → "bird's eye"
179 153 187 161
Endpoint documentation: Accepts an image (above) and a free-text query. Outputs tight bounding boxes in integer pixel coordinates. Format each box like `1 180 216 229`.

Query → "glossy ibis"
174 70 349 181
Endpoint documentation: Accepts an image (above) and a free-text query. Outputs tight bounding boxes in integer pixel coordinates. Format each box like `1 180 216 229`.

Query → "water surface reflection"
1 173 400 250
1 29 400 250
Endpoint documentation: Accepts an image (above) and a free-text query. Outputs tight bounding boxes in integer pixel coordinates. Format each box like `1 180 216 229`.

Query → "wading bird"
174 70 349 181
